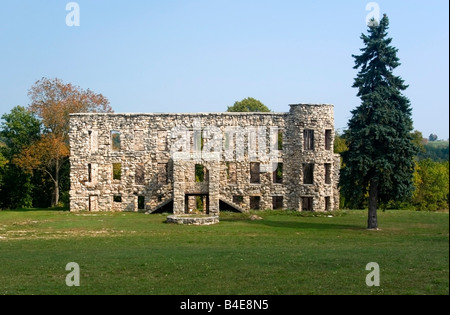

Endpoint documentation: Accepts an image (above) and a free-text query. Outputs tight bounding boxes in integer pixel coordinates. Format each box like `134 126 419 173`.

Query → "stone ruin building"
69 104 340 215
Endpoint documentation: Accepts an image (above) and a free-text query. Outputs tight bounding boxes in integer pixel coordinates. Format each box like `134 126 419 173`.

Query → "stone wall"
69 104 340 213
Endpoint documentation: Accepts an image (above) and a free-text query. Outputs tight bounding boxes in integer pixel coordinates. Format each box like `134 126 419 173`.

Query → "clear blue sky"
0 0 448 139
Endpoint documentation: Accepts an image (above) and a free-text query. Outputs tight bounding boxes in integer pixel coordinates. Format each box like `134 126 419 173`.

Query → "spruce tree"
341 15 418 229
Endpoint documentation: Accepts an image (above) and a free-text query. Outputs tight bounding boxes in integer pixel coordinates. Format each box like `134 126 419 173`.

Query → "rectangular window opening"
233 195 244 205
113 163 122 181
138 196 145 210
250 163 261 184
227 162 237 184
157 131 168 151
303 163 314 185
273 163 283 184
302 197 313 212
325 163 332 185
135 163 145 185
195 164 208 183
278 131 283 151
113 195 122 203
89 130 98 153
325 130 333 151
111 130 121 152
134 130 145 151
304 129 315 151
89 195 98 212
273 196 284 210
250 196 261 210
325 196 331 212
88 164 92 183
158 163 168 185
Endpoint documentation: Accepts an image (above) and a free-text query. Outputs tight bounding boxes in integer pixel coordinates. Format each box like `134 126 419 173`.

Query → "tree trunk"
52 160 60 207
368 177 379 230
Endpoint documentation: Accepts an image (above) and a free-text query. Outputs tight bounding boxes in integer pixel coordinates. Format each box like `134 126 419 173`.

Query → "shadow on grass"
1 207 70 213
252 219 365 231
220 213 364 231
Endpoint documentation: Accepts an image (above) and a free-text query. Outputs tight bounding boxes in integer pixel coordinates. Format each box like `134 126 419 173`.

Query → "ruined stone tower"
69 104 340 214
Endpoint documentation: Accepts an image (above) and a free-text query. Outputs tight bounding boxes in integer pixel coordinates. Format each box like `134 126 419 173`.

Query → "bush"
413 160 449 211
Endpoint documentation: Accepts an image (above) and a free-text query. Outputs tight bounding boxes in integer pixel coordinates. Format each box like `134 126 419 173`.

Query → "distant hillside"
419 141 449 162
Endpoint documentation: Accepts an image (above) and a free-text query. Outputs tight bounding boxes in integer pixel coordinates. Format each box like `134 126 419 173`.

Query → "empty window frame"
135 163 145 185
303 129 315 151
88 164 92 182
89 195 98 212
273 163 283 184
88 164 98 184
273 196 284 210
113 163 122 180
158 163 168 185
325 163 332 185
250 163 261 184
134 130 145 151
192 129 204 153
250 196 261 210
303 163 314 185
302 197 313 212
325 129 333 151
233 195 244 205
89 130 98 153
111 130 121 151
227 162 237 184
157 131 168 151
278 130 284 151
195 164 208 183
138 196 146 210
325 196 331 212
113 195 122 203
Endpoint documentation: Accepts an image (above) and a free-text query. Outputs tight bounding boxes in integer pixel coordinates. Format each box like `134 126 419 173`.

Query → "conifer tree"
341 15 418 229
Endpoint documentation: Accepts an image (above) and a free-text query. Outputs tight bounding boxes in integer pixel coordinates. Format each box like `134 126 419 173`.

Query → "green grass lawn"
0 209 448 295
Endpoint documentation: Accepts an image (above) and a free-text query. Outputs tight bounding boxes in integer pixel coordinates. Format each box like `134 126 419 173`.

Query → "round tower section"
285 104 339 212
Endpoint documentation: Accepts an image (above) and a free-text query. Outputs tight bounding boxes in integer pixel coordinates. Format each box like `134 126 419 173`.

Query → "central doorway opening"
185 194 210 215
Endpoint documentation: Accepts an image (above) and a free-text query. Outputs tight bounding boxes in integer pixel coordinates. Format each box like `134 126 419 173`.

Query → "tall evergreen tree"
341 15 418 229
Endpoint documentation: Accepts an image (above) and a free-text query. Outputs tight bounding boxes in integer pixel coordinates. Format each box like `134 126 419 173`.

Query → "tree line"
335 131 449 211
0 78 112 209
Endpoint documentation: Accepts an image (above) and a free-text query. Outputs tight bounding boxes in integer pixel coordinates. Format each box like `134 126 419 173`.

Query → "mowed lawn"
0 210 448 295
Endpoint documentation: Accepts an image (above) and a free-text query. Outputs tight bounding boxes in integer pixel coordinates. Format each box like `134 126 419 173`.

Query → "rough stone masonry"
69 104 340 214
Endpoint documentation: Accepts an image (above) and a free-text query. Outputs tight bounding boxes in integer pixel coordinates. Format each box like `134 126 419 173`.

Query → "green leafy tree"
1 106 42 157
0 151 7 189
413 160 449 211
227 97 270 112
428 134 438 142
411 130 426 154
341 15 418 229
334 131 348 155
0 106 42 209
419 142 449 162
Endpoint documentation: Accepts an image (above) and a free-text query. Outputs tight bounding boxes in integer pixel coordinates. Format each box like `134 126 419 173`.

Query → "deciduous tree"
227 97 270 113
28 77 113 142
22 78 113 206
413 160 449 211
0 106 42 209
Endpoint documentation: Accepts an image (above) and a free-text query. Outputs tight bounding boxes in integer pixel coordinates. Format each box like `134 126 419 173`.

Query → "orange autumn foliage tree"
28 77 113 142
17 77 113 207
